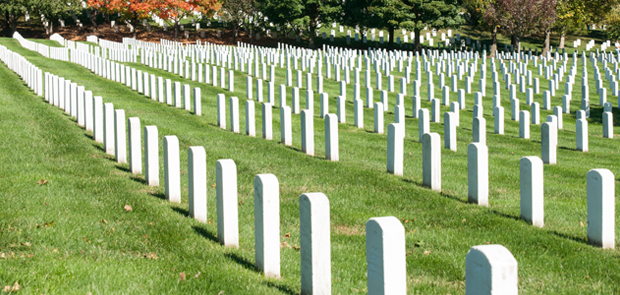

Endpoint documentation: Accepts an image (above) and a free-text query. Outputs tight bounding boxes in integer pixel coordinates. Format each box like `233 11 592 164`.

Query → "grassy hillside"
0 36 619 294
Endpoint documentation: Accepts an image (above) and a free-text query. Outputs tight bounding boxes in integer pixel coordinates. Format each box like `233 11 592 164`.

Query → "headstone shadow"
149 191 166 200
91 143 106 153
284 145 301 153
223 252 261 274
129 175 147 185
115 164 130 173
558 146 576 151
439 191 469 204
262 281 296 295
488 209 520 221
192 225 219 244
548 229 588 244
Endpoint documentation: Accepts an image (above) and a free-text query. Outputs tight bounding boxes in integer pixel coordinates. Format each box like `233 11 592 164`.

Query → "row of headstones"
0 45 43 97
66 47 204 115
13 32 69 61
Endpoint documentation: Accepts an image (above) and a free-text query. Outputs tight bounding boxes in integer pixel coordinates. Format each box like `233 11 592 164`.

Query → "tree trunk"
414 28 422 52
174 19 179 41
511 34 518 51
232 24 237 44
559 31 565 49
515 35 521 53
308 22 317 49
49 21 53 35
542 28 551 56
250 25 254 44
490 26 497 57
132 17 138 39
90 10 98 33
387 26 394 50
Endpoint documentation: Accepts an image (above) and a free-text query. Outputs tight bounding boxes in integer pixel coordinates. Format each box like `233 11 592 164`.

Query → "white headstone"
387 123 404 176
144 126 159 186
300 193 331 294
587 169 615 249
280 106 292 146
254 174 280 278
520 156 544 227
103 103 115 155
262 103 273 140
128 117 141 174
468 142 489 206
164 136 181 203
325 113 339 161
422 133 441 191
301 109 314 156
216 159 239 247
188 146 207 223
465 245 518 295
366 216 406 295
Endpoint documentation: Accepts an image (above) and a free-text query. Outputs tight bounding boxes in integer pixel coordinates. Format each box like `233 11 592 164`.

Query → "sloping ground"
1 35 620 294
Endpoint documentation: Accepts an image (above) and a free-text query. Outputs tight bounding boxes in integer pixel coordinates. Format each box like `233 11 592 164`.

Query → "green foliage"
0 0 83 36
256 0 339 48
603 4 620 40
342 0 464 49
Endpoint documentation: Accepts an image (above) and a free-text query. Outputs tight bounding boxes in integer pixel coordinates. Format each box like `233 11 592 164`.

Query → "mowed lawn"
0 36 619 294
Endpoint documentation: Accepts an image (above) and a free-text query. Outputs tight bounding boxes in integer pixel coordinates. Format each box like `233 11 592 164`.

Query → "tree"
87 0 157 38
257 0 337 48
484 0 557 54
554 0 587 49
604 4 620 41
464 0 502 56
342 0 406 49
0 0 32 36
0 0 81 36
219 0 254 43
38 0 84 34
399 0 465 52
157 0 221 41
300 0 340 49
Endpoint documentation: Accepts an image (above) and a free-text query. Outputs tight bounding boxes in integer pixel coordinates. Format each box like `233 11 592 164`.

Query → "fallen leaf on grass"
37 178 48 185
144 252 158 259
23 242 31 247
124 205 133 212
179 272 186 281
194 272 201 278
424 251 431 255
293 244 300 250
43 221 54 228
217 291 224 295
580 221 584 227
283 233 290 238
6 282 20 292
101 219 108 224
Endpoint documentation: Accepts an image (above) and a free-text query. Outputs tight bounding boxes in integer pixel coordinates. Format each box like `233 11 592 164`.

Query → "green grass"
1 35 620 294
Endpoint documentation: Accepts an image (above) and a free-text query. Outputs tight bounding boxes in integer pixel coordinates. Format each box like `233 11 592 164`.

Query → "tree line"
1 0 619 55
